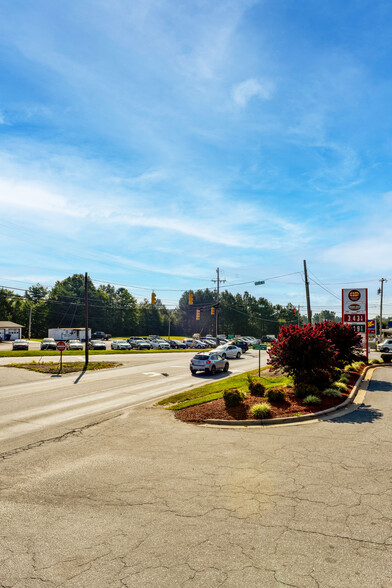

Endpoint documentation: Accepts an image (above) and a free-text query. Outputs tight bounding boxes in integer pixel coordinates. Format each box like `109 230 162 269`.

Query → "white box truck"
48 328 91 342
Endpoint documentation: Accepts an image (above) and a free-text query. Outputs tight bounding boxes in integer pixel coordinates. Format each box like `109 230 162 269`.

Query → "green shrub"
381 354 392 363
303 395 321 405
351 361 366 371
250 402 272 418
339 373 350 383
332 381 348 392
370 359 381 364
247 375 265 396
331 367 341 381
265 387 286 402
294 382 319 398
322 388 342 398
223 388 246 407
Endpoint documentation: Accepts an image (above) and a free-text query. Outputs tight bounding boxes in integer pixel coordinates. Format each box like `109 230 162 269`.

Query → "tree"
317 321 362 367
25 283 49 303
268 323 338 388
313 310 340 323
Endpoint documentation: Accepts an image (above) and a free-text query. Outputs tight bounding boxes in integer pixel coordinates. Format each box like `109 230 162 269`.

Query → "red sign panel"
344 314 366 323
56 341 66 351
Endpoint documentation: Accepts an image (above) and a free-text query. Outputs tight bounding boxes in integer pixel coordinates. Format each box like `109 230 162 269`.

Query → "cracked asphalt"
0 367 391 587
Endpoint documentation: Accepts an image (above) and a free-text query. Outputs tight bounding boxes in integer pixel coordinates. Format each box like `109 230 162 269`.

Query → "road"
0 349 267 453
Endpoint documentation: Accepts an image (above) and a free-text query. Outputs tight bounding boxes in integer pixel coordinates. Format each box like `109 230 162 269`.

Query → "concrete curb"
204 364 381 427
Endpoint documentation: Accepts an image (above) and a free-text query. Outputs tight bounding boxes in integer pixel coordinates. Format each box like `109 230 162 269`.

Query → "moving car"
67 339 83 350
377 339 392 352
190 351 229 375
111 339 132 350
214 343 242 359
233 339 249 353
88 340 106 350
12 339 29 350
40 337 57 350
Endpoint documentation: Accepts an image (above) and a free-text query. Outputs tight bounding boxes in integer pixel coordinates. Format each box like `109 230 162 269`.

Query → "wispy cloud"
232 78 274 107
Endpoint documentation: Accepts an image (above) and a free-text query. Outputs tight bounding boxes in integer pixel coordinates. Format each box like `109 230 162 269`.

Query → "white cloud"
232 78 274 107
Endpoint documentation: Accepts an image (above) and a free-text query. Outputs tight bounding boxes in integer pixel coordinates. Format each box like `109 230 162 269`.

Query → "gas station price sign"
342 288 368 357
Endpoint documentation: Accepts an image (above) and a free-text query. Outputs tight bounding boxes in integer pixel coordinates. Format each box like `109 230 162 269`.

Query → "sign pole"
259 348 260 377
60 349 63 373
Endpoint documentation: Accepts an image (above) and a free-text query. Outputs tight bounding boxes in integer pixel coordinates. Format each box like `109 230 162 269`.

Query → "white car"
377 339 392 352
150 339 170 350
214 343 242 359
67 339 83 350
111 339 132 350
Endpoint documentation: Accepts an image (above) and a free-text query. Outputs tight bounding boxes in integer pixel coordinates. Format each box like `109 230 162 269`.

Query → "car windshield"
15 340 25 343
43 338 54 342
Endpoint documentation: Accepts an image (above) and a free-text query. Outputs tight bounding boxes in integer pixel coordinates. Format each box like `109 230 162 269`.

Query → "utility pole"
28 305 32 340
212 268 226 346
379 278 387 343
303 260 312 324
84 272 89 368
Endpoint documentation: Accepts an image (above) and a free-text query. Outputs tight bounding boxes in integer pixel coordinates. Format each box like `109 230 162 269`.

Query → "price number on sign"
344 314 365 323
351 324 365 333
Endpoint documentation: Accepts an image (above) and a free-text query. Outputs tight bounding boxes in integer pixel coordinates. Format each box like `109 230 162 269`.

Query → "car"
150 339 170 350
190 351 229 375
92 331 111 340
377 339 392 352
40 337 57 350
12 339 29 350
67 339 83 350
200 338 217 348
233 339 249 353
261 335 277 343
168 339 187 349
214 343 242 359
128 338 152 350
88 339 106 350
111 339 132 350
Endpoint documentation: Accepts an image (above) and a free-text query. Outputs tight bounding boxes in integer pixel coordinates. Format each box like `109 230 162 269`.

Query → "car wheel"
221 353 226 359
191 369 196 375
223 363 229 372
210 365 216 375
382 347 389 352
236 352 241 358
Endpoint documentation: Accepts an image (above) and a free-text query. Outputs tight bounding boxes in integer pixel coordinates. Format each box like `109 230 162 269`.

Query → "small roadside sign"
253 344 267 350
228 334 234 339
56 341 66 374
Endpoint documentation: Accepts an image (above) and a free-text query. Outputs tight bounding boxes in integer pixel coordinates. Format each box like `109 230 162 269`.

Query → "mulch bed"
175 370 360 424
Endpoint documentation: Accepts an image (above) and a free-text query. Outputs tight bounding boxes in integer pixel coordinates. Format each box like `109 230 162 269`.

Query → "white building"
0 321 24 341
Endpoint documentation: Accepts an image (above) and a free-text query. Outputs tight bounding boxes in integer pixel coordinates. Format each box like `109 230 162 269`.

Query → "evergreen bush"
303 395 321 405
223 388 246 407
250 402 272 418
265 387 286 402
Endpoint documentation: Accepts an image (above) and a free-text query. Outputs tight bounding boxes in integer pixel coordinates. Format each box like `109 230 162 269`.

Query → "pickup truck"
92 331 112 340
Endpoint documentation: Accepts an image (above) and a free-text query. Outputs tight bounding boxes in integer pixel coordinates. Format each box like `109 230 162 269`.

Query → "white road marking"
143 372 161 377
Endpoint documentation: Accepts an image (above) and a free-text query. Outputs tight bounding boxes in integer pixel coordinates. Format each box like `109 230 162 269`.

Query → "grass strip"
0 348 199 358
5 361 121 374
157 368 291 410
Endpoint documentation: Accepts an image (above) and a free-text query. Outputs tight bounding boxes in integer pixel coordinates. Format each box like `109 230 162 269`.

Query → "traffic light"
211 306 215 315
196 309 200 320
293 309 297 315
151 292 157 305
188 292 194 305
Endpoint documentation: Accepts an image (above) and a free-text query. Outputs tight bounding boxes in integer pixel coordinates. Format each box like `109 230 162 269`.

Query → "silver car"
190 352 229 375
111 339 132 350
67 339 83 350
214 344 242 359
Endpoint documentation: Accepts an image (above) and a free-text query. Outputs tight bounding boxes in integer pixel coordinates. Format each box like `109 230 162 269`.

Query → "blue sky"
0 0 391 316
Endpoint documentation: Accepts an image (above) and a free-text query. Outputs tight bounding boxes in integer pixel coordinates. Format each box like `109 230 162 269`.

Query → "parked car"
190 351 229 375
12 339 29 350
261 335 277 343
92 331 111 340
233 339 249 353
67 339 83 350
214 343 242 359
128 338 152 350
168 339 187 349
40 337 57 350
111 339 132 350
377 339 392 352
150 339 170 350
88 339 106 350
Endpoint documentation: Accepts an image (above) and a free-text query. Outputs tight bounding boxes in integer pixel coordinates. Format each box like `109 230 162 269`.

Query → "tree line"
0 273 341 338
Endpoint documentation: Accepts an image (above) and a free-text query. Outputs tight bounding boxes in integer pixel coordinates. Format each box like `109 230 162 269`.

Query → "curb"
204 364 381 427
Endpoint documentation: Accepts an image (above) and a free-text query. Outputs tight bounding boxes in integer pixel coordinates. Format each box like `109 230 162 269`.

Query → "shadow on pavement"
328 403 383 424
367 379 392 392
74 367 87 384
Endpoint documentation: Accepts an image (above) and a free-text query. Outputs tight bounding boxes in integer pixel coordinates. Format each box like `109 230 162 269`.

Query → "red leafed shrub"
268 323 338 388
316 321 363 367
